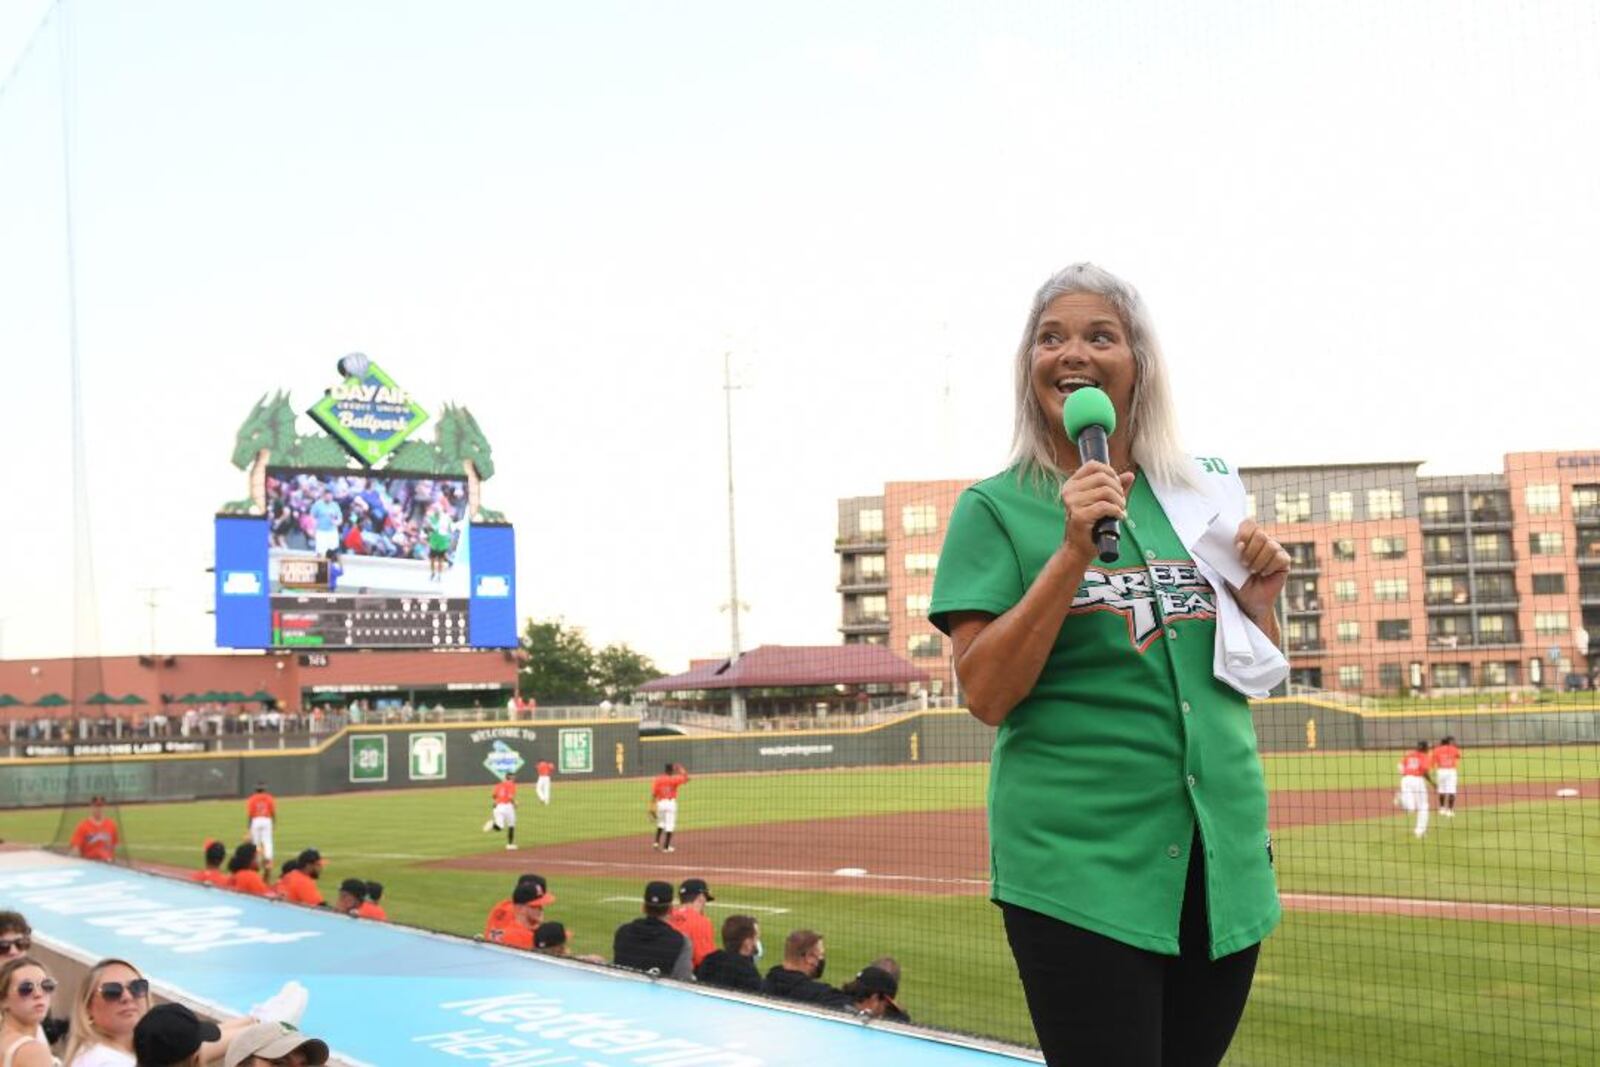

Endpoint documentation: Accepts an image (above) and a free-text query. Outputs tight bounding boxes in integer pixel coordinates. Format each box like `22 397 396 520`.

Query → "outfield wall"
4 704 1595 808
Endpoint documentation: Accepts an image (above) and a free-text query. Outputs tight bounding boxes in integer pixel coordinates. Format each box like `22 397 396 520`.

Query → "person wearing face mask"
929 263 1287 1066
693 915 763 993
0 955 60 1067
760 930 851 1008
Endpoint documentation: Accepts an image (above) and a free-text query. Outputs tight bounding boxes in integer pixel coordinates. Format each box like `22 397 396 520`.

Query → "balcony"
840 614 890 635
1420 510 1466 529
1287 556 1319 574
835 535 888 554
1473 552 1517 568
1424 590 1470 607
1423 549 1468 568
1286 640 1326 655
1573 505 1600 526
1469 508 1513 527
1583 578 1600 605
836 575 889 594
1285 597 1322 616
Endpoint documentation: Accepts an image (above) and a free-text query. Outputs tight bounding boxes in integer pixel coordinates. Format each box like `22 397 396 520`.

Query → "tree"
518 619 598 704
594 643 663 704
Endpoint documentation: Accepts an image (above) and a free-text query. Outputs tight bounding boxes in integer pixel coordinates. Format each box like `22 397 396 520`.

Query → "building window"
1425 534 1465 565
1421 494 1455 520
1367 488 1404 520
1473 533 1512 563
1337 665 1364 689
1529 531 1564 557
859 509 884 537
1286 543 1317 569
1477 614 1516 643
1379 662 1404 689
1245 493 1257 518
1374 578 1409 601
1525 484 1561 516
1431 663 1471 688
1334 579 1358 602
1476 572 1516 602
1285 619 1320 650
1534 612 1569 636
1369 536 1406 561
859 594 887 622
1533 573 1566 595
1426 576 1467 605
1332 539 1357 562
858 555 885 581
901 505 937 536
1378 619 1411 641
1336 621 1360 643
1471 491 1511 523
1276 492 1311 523
907 634 942 658
905 593 931 617
1481 661 1519 686
1328 492 1354 522
904 552 938 577
1573 485 1600 521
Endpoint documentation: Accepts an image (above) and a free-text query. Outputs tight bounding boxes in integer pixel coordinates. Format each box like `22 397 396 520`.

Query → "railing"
1423 549 1469 566
1470 508 1513 524
1420 510 1466 526
644 695 959 733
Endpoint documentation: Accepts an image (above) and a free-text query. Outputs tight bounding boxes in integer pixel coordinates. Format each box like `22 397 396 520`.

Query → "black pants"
1000 839 1259 1066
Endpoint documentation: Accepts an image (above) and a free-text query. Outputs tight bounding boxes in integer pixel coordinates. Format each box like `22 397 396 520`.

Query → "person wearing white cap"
222 1022 328 1067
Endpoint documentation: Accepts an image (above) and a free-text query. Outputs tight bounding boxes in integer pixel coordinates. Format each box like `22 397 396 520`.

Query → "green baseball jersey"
930 466 1279 958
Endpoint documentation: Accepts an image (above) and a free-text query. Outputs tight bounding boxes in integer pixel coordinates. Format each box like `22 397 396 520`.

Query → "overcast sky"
2 1 1597 672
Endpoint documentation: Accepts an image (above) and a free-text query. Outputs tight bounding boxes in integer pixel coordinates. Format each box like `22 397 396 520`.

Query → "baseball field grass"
3 745 1597 1066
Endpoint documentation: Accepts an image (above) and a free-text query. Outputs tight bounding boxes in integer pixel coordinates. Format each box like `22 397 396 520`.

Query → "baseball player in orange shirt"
191 839 230 886
483 773 519 850
483 874 554 949
68 796 118 862
1397 741 1435 838
650 763 690 852
1433 735 1463 816
356 881 388 921
245 782 277 870
666 878 717 969
535 760 554 806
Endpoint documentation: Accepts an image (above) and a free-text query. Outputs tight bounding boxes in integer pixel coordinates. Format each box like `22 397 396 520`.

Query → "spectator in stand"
532 923 606 965
665 879 716 970
356 882 387 921
612 882 692 980
0 954 58 1067
694 915 763 993
761 930 850 1008
191 841 229 887
483 877 554 949
0 914 32 963
132 1003 221 1067
840 965 909 1023
69 797 119 863
277 851 325 907
222 1021 328 1067
333 880 367 916
226 845 274 899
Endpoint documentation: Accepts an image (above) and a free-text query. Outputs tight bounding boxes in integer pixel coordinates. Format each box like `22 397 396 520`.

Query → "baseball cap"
678 878 715 902
338 878 368 899
514 874 555 906
852 965 899 999
644 880 674 906
534 921 569 949
133 1003 223 1067
223 1021 329 1067
297 847 322 864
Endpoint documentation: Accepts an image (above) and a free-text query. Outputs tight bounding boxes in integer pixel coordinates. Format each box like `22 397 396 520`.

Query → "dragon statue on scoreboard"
220 391 505 521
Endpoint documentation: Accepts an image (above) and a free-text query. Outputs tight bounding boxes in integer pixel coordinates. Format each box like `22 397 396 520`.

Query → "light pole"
723 350 747 730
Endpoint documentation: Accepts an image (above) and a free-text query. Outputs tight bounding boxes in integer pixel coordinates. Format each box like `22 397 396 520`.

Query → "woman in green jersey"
930 263 1290 1067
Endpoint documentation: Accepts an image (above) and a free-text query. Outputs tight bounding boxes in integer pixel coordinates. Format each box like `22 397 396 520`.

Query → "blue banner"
214 516 271 648
0 855 1032 1066
467 523 518 648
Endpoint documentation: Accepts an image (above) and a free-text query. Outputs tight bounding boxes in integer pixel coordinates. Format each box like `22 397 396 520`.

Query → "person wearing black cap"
665 878 716 969
333 880 367 916
277 850 325 907
190 841 229 888
133 1003 221 1067
694 914 763 993
533 922 607 965
611 882 692 980
840 965 909 1023
356 882 387 922
761 930 851 1008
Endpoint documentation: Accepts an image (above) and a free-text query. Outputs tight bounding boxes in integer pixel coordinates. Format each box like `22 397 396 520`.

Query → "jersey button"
1144 548 1157 560
1186 774 1198 788
1166 628 1178 640
1167 844 1182 859
1181 701 1192 714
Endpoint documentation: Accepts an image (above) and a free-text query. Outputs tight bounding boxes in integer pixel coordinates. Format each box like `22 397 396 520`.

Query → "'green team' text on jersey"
929 467 1279 958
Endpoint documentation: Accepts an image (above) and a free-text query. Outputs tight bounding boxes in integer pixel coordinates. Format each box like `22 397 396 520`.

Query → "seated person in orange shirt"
278 848 327 906
484 874 555 949
227 842 275 897
356 881 388 921
334 878 369 915
191 839 230 886
665 878 717 969
69 796 119 862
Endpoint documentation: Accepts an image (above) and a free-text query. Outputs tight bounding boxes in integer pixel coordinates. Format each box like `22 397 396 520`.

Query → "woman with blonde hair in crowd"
0 955 60 1067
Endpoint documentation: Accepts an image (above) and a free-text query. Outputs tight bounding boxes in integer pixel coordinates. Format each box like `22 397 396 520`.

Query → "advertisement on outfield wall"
408 732 448 780
348 735 388 782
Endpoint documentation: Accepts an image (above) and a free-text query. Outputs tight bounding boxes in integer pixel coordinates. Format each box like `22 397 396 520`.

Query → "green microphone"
1062 387 1121 563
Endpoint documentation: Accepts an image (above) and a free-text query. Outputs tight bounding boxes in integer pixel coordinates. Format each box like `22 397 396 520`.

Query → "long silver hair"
1007 262 1194 489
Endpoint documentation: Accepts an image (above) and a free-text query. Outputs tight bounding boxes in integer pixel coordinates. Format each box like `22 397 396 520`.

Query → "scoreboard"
272 595 473 648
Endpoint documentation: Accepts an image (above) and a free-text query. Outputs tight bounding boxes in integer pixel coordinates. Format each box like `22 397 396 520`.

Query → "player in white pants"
535 760 553 806
1397 741 1433 838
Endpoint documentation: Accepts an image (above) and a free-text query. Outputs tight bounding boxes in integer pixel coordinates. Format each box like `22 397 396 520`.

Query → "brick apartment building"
836 450 1598 699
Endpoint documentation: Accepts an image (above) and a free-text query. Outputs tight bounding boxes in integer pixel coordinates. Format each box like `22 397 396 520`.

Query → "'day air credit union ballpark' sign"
307 352 429 466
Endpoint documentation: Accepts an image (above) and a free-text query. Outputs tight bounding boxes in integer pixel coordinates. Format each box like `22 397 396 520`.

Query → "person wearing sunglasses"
0 955 60 1067
0 914 32 963
62 961 284 1067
